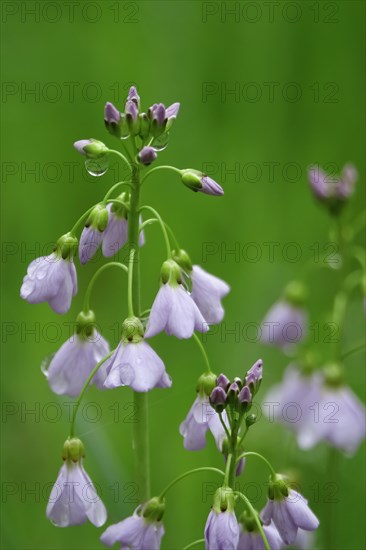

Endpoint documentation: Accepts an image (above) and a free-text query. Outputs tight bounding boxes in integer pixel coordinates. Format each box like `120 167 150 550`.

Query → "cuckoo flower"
45 311 110 397
261 476 319 545
179 372 217 450
20 233 78 314
102 196 144 257
47 438 107 528
74 139 108 159
79 204 108 264
205 488 239 550
103 318 171 393
138 146 158 166
101 498 165 550
261 282 308 349
145 260 208 339
190 265 230 324
181 169 224 196
104 102 121 138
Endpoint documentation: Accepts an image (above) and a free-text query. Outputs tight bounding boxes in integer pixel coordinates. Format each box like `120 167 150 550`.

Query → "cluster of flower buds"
308 163 358 215
209 359 263 417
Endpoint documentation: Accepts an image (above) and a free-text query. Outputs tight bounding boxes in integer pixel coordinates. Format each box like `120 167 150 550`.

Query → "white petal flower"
101 511 164 550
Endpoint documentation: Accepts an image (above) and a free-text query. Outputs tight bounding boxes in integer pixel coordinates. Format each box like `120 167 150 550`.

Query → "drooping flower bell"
103 317 171 392
45 310 110 397
145 260 209 339
101 194 145 257
47 437 107 528
237 511 283 550
260 475 319 545
101 497 165 550
20 232 78 314
204 487 240 550
173 249 230 324
260 281 308 349
79 204 109 264
181 169 224 196
179 371 217 450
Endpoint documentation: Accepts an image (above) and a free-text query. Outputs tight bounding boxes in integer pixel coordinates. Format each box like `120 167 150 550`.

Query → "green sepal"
62 437 85 463
160 259 182 286
181 169 203 192
267 474 289 501
239 510 259 532
142 497 165 523
111 192 130 219
196 371 217 397
172 249 193 273
245 413 257 428
212 487 236 513
139 113 151 139
75 310 96 340
55 232 78 260
283 281 307 307
323 363 344 388
85 204 109 232
121 316 144 343
83 139 109 159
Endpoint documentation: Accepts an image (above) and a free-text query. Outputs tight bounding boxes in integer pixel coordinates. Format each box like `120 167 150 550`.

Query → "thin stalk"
70 205 96 236
70 351 114 437
102 180 132 202
139 205 172 257
192 333 212 373
159 467 224 499
108 149 133 172
127 248 136 317
83 262 128 313
236 451 276 478
235 492 270 550
341 342 366 360
140 164 182 185
183 539 205 550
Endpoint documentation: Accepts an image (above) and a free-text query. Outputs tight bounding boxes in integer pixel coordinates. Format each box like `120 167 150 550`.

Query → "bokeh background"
1 1 365 549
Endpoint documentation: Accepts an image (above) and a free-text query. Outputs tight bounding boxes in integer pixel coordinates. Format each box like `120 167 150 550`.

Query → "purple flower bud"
166 102 180 120
74 139 92 155
151 103 166 126
210 386 227 412
104 102 120 124
245 359 263 394
217 373 230 390
138 146 157 166
201 175 224 196
73 139 108 159
227 382 240 395
125 99 138 120
127 86 140 108
238 385 252 405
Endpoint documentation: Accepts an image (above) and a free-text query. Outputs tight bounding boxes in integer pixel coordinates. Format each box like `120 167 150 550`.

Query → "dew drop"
85 156 109 177
41 353 56 376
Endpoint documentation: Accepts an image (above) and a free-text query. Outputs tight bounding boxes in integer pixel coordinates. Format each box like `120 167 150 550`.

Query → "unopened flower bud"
127 86 140 109
226 382 240 404
138 146 157 166
245 413 257 427
139 112 151 138
181 169 224 196
197 371 217 397
74 139 108 159
245 359 263 396
209 386 227 412
104 102 121 137
238 385 252 412
217 373 230 390
284 281 307 307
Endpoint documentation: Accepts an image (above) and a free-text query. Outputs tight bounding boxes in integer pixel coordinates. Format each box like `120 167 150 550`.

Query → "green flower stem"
108 149 133 172
83 262 128 313
238 425 249 448
69 350 114 438
102 180 132 203
138 218 181 251
140 164 182 185
159 467 225 499
224 453 233 486
105 199 129 210
127 248 136 317
341 342 366 360
235 492 270 550
182 539 205 550
192 333 212 373
128 163 150 502
236 451 276 478
218 411 231 444
139 205 172 257
69 205 96 236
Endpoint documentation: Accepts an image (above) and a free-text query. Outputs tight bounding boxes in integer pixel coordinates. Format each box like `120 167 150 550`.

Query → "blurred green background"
1 1 365 549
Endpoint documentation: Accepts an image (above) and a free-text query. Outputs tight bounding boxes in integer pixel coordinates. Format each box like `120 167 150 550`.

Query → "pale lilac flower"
207 410 230 452
297 383 366 456
237 521 283 550
179 395 216 450
204 508 239 550
103 340 171 393
181 169 224 196
47 460 107 527
166 102 180 121
201 176 224 195
138 146 157 165
245 359 263 395
261 301 307 348
45 332 110 397
127 86 140 108
294 529 315 549
145 283 209 339
261 489 319 545
308 164 358 201
102 206 144 257
79 226 103 264
101 510 164 550
191 265 230 324
20 253 77 314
